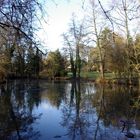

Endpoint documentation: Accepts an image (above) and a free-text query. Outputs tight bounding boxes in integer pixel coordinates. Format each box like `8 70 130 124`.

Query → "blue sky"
37 0 86 51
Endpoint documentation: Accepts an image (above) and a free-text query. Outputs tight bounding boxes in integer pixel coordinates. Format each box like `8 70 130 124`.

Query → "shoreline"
0 76 139 86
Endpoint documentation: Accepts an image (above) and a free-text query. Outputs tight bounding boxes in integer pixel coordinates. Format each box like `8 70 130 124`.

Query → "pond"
0 80 140 140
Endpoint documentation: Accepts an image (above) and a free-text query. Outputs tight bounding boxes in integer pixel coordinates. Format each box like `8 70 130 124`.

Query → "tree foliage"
41 49 67 79
0 0 44 80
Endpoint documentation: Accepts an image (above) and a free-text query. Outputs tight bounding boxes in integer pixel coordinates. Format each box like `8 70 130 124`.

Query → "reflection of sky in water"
33 101 68 140
84 83 96 95
32 101 140 140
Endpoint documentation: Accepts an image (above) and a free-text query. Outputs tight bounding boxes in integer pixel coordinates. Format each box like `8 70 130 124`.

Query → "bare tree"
87 0 107 79
63 16 86 79
108 0 140 83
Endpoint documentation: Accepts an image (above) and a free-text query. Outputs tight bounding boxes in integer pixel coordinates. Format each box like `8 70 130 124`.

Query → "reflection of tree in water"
61 81 95 140
61 82 140 140
92 84 140 139
92 85 140 125
0 80 42 140
40 81 66 108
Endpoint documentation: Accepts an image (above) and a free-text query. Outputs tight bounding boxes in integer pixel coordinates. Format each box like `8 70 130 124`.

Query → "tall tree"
132 34 140 85
110 0 140 83
88 0 106 79
63 17 86 79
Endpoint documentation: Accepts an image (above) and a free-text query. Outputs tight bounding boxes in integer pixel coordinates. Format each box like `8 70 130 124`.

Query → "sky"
37 0 85 51
37 0 115 52
37 0 140 52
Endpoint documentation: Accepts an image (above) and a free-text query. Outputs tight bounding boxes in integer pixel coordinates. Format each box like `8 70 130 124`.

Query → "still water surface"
0 80 140 140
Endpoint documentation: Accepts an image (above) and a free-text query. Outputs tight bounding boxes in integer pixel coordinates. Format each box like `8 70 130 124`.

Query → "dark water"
0 80 140 140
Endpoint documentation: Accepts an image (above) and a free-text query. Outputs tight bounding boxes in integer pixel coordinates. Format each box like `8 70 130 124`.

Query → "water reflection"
0 80 140 140
0 80 41 140
40 81 65 108
61 82 140 140
61 81 85 140
91 84 140 140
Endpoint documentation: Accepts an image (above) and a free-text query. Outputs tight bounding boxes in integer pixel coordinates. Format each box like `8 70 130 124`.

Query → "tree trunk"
92 2 105 80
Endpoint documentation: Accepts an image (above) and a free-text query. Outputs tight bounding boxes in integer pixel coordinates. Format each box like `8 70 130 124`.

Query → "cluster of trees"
62 0 140 84
0 0 45 81
40 49 67 79
87 29 140 78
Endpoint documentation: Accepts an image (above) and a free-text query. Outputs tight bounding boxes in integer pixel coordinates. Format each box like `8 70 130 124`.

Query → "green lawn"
67 71 114 79
80 71 99 79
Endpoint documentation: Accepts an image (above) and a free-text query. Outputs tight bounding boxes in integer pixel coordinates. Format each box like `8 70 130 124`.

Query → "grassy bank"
67 71 115 80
